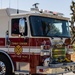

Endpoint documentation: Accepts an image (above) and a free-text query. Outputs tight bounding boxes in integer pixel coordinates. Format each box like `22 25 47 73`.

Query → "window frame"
11 17 27 36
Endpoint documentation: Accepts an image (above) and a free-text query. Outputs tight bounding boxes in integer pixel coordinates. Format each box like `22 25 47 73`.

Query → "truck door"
8 17 30 62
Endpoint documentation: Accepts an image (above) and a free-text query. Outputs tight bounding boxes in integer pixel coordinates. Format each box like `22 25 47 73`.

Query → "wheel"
73 71 75 73
0 54 13 75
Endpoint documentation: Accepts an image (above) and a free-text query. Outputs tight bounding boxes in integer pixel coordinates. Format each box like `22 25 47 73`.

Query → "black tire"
73 71 75 73
0 53 13 75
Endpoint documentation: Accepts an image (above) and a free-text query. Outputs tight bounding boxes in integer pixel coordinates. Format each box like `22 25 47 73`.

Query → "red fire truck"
0 6 75 75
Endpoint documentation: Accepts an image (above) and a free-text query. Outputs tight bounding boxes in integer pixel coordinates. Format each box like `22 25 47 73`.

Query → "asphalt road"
59 72 75 75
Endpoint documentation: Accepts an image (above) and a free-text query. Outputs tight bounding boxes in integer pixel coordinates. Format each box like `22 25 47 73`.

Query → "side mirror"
19 18 26 35
6 30 11 45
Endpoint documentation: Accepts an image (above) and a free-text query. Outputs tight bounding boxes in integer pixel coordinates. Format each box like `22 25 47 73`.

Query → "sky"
0 0 74 18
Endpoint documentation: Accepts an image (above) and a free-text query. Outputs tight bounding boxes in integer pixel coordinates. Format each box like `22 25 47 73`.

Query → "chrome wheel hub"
0 61 6 75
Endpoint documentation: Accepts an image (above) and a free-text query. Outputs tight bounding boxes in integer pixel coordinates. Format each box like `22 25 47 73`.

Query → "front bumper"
36 62 75 75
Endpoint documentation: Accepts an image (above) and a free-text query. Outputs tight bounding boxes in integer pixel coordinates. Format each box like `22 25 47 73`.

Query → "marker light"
41 45 50 50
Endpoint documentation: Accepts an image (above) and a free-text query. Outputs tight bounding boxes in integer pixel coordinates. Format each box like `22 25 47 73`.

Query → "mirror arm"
6 30 11 45
24 37 29 42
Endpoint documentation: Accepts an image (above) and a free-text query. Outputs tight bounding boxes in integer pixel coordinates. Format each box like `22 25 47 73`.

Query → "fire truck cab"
0 7 74 75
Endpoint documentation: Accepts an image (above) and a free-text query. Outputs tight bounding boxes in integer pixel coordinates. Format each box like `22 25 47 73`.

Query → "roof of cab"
0 8 27 17
0 8 69 20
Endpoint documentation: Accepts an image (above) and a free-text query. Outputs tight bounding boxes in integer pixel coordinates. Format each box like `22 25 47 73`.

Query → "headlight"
41 45 50 50
40 50 50 56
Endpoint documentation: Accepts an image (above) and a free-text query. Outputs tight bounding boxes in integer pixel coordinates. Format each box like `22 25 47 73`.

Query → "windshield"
29 16 71 38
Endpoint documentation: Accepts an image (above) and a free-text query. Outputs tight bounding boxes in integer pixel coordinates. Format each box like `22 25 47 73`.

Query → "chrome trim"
0 61 6 74
0 50 14 72
15 71 29 74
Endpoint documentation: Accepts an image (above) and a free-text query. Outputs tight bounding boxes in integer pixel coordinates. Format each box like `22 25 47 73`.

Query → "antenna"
17 0 19 14
1 0 2 8
9 0 11 8
32 3 39 8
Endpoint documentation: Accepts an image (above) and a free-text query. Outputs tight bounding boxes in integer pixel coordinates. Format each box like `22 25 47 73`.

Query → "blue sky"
0 0 73 18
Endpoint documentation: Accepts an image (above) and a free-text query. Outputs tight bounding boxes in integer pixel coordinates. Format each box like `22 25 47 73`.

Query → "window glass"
11 18 27 36
29 16 71 38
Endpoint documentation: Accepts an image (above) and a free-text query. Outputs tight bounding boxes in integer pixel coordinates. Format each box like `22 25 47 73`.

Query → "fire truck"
0 4 75 75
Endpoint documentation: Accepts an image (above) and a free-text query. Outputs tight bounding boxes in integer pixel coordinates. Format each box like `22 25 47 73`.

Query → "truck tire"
0 54 13 75
73 71 75 73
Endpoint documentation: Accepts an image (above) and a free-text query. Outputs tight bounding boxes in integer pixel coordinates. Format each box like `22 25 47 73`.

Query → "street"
64 72 75 75
58 72 75 75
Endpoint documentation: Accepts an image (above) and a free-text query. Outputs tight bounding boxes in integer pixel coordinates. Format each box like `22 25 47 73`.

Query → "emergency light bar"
30 6 64 16
31 3 64 16
44 10 64 16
